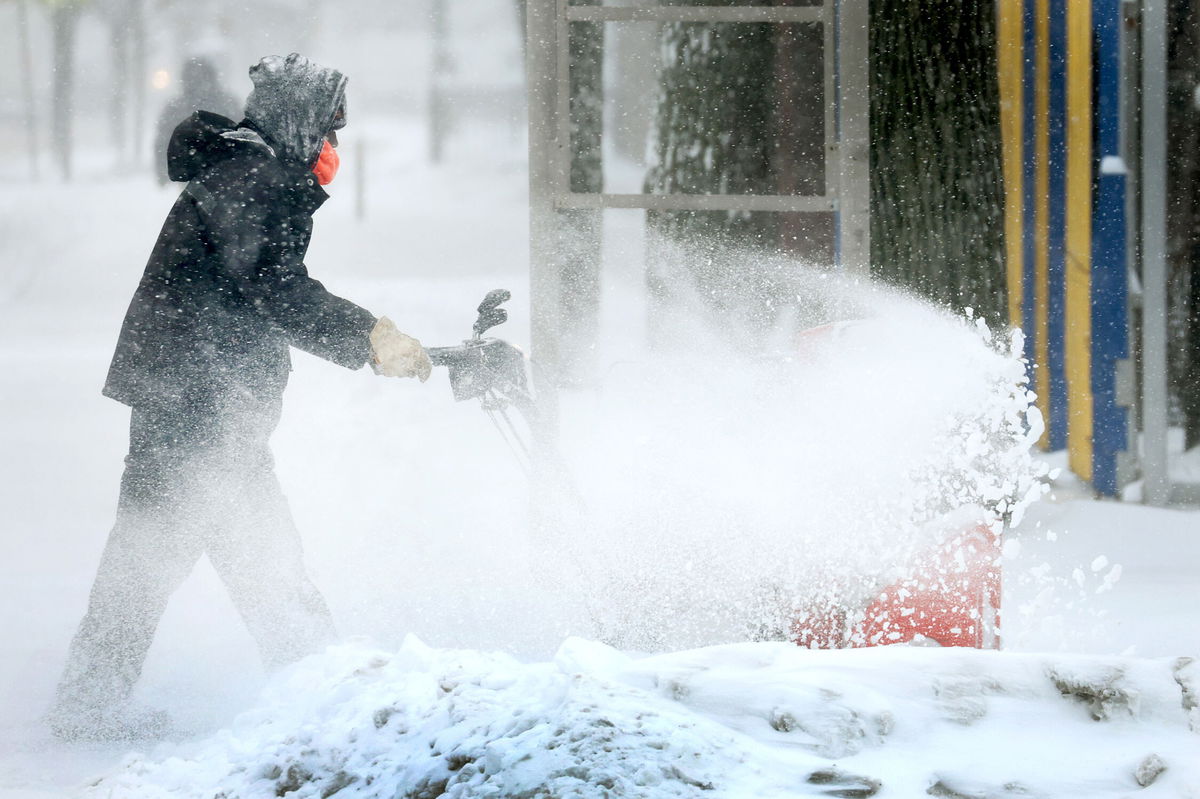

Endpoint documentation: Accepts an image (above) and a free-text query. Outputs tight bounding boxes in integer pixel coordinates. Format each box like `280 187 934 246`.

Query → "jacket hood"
243 53 347 167
166 110 259 182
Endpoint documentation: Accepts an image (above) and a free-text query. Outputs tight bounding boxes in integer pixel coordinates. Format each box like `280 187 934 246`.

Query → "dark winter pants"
55 389 336 718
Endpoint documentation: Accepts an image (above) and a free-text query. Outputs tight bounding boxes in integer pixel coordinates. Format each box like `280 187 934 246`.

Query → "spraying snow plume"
261 250 1045 663
528 256 1047 652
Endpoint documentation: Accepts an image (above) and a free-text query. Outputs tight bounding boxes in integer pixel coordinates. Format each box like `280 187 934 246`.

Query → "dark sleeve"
198 175 378 369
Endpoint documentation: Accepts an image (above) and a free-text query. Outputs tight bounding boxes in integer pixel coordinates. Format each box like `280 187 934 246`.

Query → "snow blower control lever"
472 289 510 342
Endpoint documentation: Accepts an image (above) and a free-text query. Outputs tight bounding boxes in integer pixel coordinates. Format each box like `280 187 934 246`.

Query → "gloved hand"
369 317 432 381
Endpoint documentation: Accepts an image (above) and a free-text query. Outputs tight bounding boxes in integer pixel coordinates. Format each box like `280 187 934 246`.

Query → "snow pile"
93 638 1199 798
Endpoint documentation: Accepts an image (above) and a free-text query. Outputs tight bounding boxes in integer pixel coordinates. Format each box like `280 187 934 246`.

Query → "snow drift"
92 638 1199 798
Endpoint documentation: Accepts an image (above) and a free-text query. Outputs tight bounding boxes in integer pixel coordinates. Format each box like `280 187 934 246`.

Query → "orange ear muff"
312 139 340 186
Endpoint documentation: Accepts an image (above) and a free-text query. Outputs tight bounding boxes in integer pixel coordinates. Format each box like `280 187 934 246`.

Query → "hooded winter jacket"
104 56 374 409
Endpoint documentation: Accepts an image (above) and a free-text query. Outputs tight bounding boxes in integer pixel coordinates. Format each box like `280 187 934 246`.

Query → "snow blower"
426 289 539 474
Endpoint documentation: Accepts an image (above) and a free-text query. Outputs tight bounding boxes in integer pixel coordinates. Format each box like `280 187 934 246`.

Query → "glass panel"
572 21 826 197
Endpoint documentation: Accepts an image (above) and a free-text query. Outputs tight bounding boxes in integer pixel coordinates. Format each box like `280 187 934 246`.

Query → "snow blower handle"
425 339 533 409
426 288 532 406
426 289 557 480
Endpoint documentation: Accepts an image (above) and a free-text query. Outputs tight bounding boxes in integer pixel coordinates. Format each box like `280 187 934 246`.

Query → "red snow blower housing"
789 321 1003 651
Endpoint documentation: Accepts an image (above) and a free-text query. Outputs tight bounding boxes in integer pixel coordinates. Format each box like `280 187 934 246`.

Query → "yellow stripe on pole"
998 0 1024 331
1035 0 1051 449
1065 0 1093 482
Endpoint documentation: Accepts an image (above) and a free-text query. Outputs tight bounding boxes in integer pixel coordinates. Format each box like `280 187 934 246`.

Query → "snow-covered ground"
83 640 1200 799
2 113 1198 798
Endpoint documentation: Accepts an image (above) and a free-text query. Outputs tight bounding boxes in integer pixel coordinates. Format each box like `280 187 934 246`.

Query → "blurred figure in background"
153 56 239 185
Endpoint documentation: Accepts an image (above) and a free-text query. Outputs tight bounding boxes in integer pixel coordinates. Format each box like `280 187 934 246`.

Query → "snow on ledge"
1100 155 1128 176
95 638 1199 798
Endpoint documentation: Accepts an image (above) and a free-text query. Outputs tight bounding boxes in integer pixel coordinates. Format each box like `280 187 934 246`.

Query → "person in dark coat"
49 54 431 741
153 56 240 186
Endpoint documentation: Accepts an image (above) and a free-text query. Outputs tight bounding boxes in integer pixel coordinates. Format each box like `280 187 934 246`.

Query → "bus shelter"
524 0 871 408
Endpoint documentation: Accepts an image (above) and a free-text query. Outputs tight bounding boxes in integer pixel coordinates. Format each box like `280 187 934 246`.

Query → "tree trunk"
131 0 146 166
110 6 131 165
610 22 657 165
429 0 449 163
868 0 1006 325
644 1 841 343
513 0 527 63
644 1 781 340
644 4 776 248
1166 0 1200 447
772 9 832 264
1189 241 1200 446
558 2 604 381
18 0 39 179
51 3 82 181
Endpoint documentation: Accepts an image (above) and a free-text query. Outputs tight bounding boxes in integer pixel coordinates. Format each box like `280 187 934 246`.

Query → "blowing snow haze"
0 0 1046 718
3 0 1197 796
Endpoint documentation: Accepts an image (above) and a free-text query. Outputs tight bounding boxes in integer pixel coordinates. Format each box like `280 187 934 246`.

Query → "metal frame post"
528 0 562 389
429 0 449 163
16 0 39 179
1141 0 1170 505
526 0 566 537
837 0 870 274
1121 0 1141 489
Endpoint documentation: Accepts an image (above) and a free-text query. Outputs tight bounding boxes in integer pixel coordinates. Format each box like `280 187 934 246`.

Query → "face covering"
312 138 339 185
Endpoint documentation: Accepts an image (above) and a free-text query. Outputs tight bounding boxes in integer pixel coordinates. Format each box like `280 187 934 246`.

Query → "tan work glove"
369 317 432 381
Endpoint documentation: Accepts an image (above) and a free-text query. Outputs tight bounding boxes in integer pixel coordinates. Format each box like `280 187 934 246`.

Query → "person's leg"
203 393 337 670
51 407 205 736
207 468 338 668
